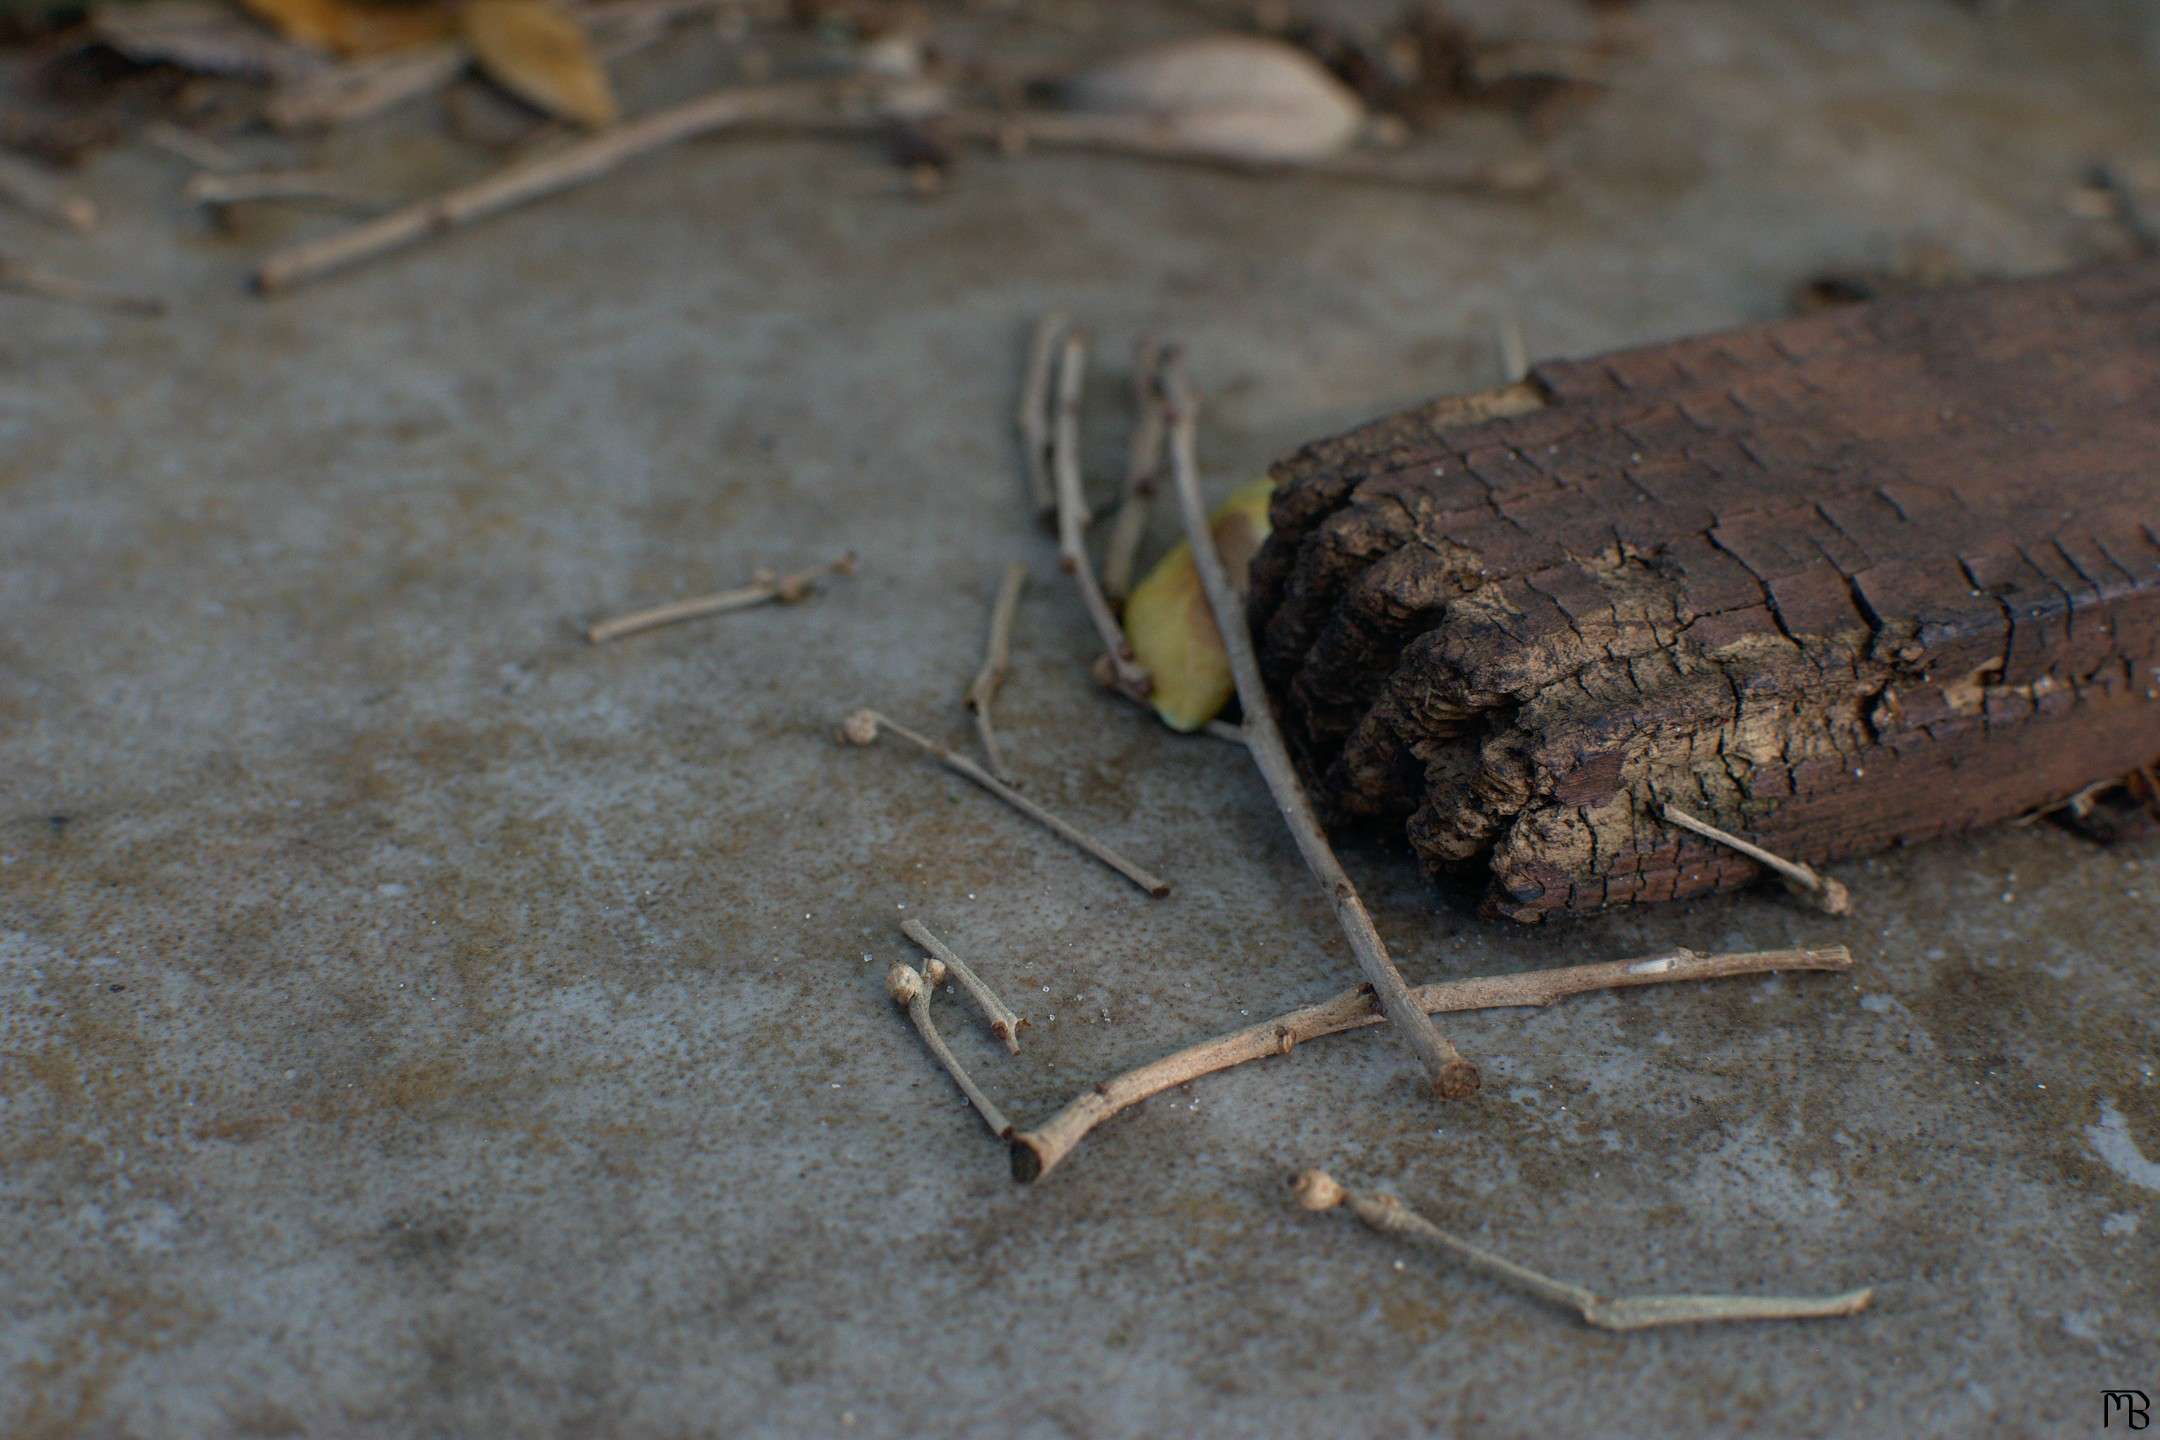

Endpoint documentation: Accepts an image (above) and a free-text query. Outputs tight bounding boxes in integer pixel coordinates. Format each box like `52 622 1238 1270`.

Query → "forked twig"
901 918 1027 1054
841 708 1170 898
1010 944 1851 1181
1017 313 1065 517
1054 331 1152 697
965 563 1026 782
1659 803 1851 916
888 961 1012 1138
586 553 854 643
1101 336 1169 604
1291 1169 1875 1331
1160 354 1475 1101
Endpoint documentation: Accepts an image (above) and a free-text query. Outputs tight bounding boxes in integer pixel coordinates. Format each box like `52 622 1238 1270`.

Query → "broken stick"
1053 330 1152 697
586 553 854 643
901 918 1027 1053
1162 355 1477 1101
888 961 1011 1138
1102 336 1169 604
965 563 1026 782
1291 1169 1875 1331
840 708 1169 898
1010 944 1850 1181
1659 803 1851 916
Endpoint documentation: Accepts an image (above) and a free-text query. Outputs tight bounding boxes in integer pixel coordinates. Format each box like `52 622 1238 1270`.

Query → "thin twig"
965 563 1026 782
185 169 375 210
1290 1169 1875 1331
1659 802 1851 916
143 121 245 173
901 918 1027 1054
1161 354 1475 1101
1102 336 1169 604
0 151 96 232
586 553 854 643
0 258 163 316
254 79 852 291
1054 330 1152 696
1204 720 1247 745
888 962 1012 1139
841 708 1169 898
1011 944 1851 1181
1017 312 1065 517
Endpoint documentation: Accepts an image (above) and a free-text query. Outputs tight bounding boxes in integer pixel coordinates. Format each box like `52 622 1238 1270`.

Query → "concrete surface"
3 1 2157 1434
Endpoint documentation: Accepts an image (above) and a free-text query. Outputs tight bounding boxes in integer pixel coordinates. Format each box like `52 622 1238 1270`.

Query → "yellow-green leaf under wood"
1126 475 1275 731
463 0 617 128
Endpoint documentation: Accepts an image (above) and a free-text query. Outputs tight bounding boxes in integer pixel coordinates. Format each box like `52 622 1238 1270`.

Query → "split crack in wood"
1290 1169 1875 1331
1010 943 1851 1181
840 708 1169 898
1659 802 1851 916
887 961 1011 1140
965 563 1026 784
901 918 1027 1054
586 553 855 643
1160 352 1475 1102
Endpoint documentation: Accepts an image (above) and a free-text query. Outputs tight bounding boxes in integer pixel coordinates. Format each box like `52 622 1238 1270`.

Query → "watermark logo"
2104 1390 2150 1430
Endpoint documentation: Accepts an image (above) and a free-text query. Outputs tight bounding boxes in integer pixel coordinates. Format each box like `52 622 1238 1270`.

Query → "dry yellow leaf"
462 0 618 129
239 0 455 57
1125 475 1275 731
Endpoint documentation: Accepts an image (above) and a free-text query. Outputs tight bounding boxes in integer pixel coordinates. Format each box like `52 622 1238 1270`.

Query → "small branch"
254 79 851 291
1161 354 1475 1101
1290 1170 1875 1331
1659 803 1851 916
1016 312 1065 517
586 553 854 643
965 562 1026 783
1102 335 1170 604
185 169 375 210
1011 944 1850 1181
901 918 1027 1054
841 708 1170 898
143 122 245 173
1054 330 1152 697
0 151 96 232
0 258 163 316
887 962 1012 1139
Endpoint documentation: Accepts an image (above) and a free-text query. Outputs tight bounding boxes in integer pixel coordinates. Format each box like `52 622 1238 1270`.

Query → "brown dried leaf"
238 0 456 58
462 0 618 129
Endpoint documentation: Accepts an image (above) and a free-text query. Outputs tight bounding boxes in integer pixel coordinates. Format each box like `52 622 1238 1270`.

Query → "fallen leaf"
1061 34 1364 163
1125 475 1275 731
462 0 618 128
239 0 455 58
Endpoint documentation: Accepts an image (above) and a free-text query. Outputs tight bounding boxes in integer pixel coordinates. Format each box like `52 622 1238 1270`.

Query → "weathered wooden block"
1250 262 2160 920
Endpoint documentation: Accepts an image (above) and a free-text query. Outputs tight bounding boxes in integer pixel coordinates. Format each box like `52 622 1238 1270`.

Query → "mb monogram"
2105 1391 2151 1430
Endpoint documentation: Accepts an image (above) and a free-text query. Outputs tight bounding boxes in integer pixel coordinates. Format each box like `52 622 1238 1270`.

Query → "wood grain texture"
1250 262 2160 920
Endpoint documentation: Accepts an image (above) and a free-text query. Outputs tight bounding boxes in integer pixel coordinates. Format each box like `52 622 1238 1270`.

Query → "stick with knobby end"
1017 313 1065 517
586 553 854 643
887 962 1012 1139
0 258 163 316
1010 944 1851 1181
0 151 96 232
1054 331 1153 698
1290 1169 1875 1331
254 79 854 291
1102 336 1170 604
964 563 1026 782
1659 802 1851 916
840 708 1170 898
901 918 1028 1054
1160 356 1476 1101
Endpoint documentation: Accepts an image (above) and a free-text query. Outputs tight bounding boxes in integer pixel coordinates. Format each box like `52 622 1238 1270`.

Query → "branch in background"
1011 944 1851 1181
1658 803 1851 916
185 170 376 210
143 121 245 173
901 918 1027 1053
0 150 96 232
1053 330 1153 697
887 961 1012 1139
266 42 470 132
1160 353 1477 1101
841 708 1170 898
1290 1169 1875 1331
586 553 854 643
1102 335 1170 604
0 258 163 316
964 562 1026 783
1016 312 1065 517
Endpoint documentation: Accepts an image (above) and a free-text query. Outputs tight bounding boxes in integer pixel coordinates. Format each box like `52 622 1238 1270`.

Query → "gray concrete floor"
4 1 2158 1435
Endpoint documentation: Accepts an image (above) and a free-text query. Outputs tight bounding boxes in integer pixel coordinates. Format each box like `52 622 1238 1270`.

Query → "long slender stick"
888 962 1012 1138
0 258 163 316
1161 356 1474 1100
0 151 96 232
185 170 375 209
1659 802 1851 916
901 918 1027 1054
1054 332 1153 697
1017 313 1065 517
1290 1170 1875 1331
587 553 853 643
965 563 1026 782
254 79 847 291
841 708 1169 897
1011 944 1850 1181
1102 336 1169 604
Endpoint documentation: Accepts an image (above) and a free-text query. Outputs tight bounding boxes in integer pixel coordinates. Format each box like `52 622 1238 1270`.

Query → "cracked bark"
1249 262 2160 920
